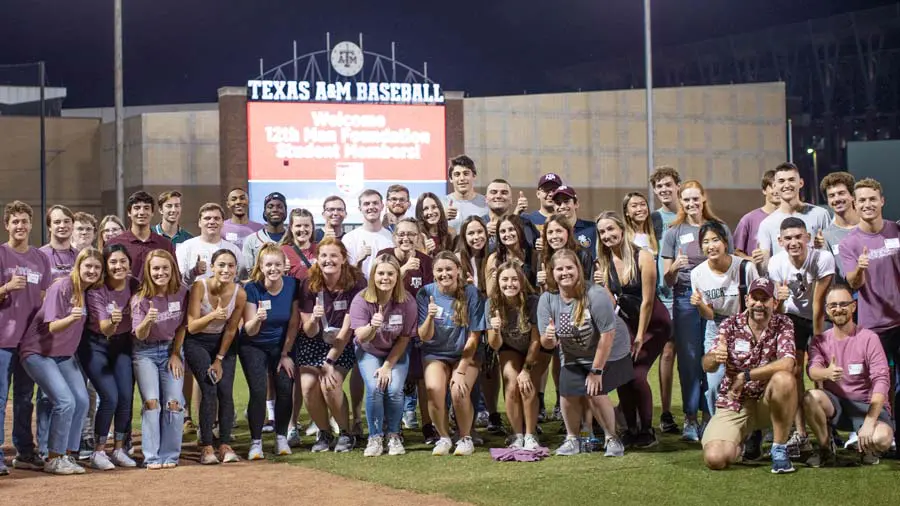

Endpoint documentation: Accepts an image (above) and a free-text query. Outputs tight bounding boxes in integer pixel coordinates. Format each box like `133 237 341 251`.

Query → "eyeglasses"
396 232 417 238
826 301 855 310
324 207 346 214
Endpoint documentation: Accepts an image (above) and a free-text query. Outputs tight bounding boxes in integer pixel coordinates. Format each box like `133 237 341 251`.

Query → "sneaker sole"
771 466 796 474
12 463 44 471
248 454 266 461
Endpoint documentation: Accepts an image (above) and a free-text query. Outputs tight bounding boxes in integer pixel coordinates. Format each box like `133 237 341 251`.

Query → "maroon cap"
538 173 563 189
551 185 577 201
748 278 775 298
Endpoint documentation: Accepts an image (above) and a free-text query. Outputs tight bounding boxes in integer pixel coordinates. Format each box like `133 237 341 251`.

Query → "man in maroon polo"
108 191 176 280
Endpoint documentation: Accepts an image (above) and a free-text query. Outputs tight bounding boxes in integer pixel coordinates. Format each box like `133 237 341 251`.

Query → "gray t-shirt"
443 193 488 232
756 204 831 256
661 221 734 291
822 222 856 281
485 294 538 355
537 285 630 366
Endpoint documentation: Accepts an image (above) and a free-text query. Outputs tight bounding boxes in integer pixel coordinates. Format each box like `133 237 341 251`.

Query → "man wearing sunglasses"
804 284 894 467
767 216 835 458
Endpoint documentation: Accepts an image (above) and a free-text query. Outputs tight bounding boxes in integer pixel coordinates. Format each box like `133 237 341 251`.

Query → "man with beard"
819 172 860 281
175 203 244 286
767 217 835 457
839 178 900 449
522 173 564 231
72 212 97 251
701 278 799 474
804 284 893 467
39 205 78 281
107 191 176 281
242 192 287 271
344 190 394 279
314 195 348 242
382 184 411 231
222 187 264 252
734 169 781 258
442 155 487 233
755 163 831 270
153 190 193 245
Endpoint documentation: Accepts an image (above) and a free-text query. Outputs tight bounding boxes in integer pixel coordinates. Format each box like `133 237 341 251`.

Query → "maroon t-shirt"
298 276 367 337
87 281 135 335
130 285 188 343
19 277 85 360
107 230 176 281
39 245 78 282
0 244 52 349
376 248 433 297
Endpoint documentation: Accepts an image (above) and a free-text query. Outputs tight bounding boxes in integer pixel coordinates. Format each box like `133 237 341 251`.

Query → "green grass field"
156 365 898 506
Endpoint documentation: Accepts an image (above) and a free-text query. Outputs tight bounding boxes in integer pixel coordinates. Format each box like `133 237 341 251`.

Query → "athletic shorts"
559 356 633 397
823 389 894 432
787 314 813 352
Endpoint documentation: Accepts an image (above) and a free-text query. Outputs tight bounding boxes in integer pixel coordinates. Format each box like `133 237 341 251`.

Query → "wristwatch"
215 354 225 362
589 368 604 376
324 357 336 366
743 369 752 383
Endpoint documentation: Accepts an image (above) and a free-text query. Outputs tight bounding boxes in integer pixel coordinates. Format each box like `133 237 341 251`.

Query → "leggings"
183 332 236 446
76 331 134 445
618 299 672 431
238 340 293 440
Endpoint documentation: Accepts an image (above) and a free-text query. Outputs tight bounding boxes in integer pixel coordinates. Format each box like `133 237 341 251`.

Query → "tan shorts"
701 398 772 447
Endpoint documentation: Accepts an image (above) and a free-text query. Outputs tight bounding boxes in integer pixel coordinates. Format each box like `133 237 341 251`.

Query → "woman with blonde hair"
621 192 659 254
19 248 104 475
660 180 734 441
130 249 188 469
350 254 416 456
297 237 366 453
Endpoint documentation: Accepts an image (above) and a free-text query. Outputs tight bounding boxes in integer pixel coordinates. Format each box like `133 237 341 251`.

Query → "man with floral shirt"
701 278 799 474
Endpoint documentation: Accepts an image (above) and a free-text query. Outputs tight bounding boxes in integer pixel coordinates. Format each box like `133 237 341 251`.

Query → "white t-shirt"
442 193 488 232
342 226 394 279
175 236 244 286
690 255 759 318
756 204 831 256
767 249 835 320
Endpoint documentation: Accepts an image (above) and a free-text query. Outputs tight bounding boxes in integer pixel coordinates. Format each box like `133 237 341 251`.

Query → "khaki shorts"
701 398 771 447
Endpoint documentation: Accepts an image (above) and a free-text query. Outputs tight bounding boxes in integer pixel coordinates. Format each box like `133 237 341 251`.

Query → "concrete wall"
463 82 787 227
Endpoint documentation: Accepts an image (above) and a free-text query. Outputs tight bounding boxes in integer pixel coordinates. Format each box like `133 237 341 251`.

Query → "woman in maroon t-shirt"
19 248 103 475
280 208 317 282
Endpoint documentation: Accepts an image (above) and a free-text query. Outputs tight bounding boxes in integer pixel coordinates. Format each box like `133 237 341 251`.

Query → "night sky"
0 0 894 108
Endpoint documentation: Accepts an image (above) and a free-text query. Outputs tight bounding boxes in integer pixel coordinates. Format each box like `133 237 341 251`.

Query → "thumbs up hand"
858 247 870 270
213 302 228 320
514 191 528 215
323 223 336 239
751 247 766 265
536 269 547 285
284 255 291 272
534 236 544 251
814 229 825 249
427 296 439 318
690 289 703 307
545 317 556 341
146 301 159 324
194 254 208 276
360 242 372 262
422 234 436 255
826 354 843 382
312 301 325 319
714 335 728 364
69 306 84 321
109 302 123 324
256 305 268 322
490 310 502 331
446 199 458 220
776 279 790 302
673 248 689 271
370 305 384 329
400 254 420 275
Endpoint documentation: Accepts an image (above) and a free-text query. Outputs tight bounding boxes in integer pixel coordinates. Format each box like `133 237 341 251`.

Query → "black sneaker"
621 431 638 448
634 428 659 449
659 412 679 434
537 407 547 424
487 413 504 434
742 430 763 461
422 423 440 445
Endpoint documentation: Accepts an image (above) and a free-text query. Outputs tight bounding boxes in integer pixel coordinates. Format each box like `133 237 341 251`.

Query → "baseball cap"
264 192 286 207
551 185 577 201
538 173 563 189
748 278 775 298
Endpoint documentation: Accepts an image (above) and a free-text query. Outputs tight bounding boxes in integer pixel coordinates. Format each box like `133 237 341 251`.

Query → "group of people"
0 153 897 476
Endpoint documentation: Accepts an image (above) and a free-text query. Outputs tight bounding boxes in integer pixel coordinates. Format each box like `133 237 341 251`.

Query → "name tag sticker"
679 233 694 245
260 300 272 310
107 303 116 313
26 272 40 284
333 300 347 311
885 238 899 249
225 233 238 242
434 306 444 319
734 339 751 353
168 301 181 313
848 363 864 376
389 314 403 325
831 244 840 256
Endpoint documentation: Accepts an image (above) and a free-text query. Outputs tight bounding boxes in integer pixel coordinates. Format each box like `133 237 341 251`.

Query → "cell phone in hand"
207 367 220 384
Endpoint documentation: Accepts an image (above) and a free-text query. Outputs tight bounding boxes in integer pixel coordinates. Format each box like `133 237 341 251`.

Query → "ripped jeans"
133 341 184 466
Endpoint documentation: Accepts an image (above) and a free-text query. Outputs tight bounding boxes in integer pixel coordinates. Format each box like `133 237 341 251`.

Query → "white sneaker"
305 422 320 437
387 434 406 456
66 455 86 474
364 436 384 457
45 456 76 475
432 437 453 456
844 431 859 450
275 436 292 456
604 437 625 457
454 436 475 456
111 448 137 468
329 417 341 435
509 435 525 449
523 434 540 451
89 451 115 471
287 426 302 447
248 440 265 461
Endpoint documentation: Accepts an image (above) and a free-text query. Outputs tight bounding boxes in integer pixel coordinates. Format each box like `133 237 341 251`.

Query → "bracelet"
324 357 336 366
216 354 225 361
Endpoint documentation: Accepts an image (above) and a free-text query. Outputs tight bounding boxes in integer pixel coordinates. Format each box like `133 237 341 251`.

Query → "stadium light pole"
644 0 655 209
114 0 125 218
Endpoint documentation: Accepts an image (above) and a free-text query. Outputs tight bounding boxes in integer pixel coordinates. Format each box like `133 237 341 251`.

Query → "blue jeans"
77 332 134 445
703 317 727 416
355 348 409 437
672 291 708 419
21 355 89 455
1 348 40 459
133 341 184 465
